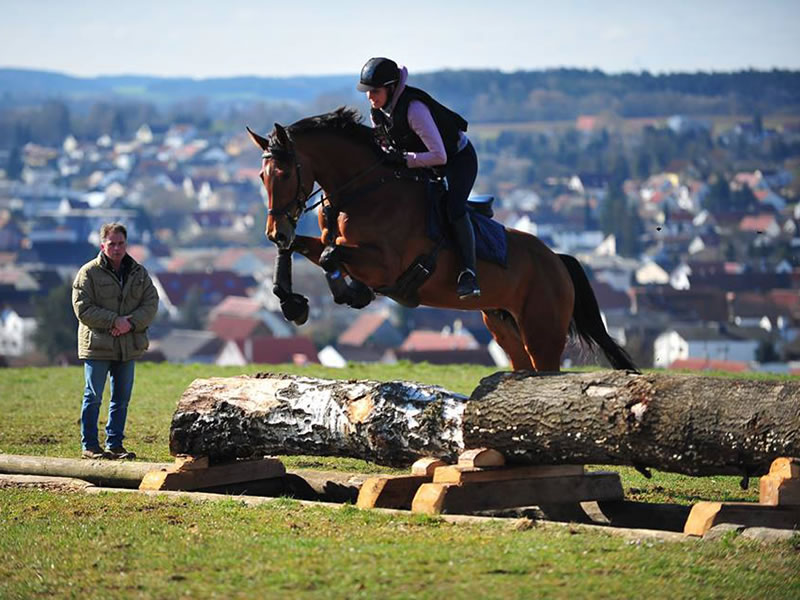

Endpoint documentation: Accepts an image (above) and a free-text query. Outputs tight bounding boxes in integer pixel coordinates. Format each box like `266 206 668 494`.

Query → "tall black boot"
451 214 481 299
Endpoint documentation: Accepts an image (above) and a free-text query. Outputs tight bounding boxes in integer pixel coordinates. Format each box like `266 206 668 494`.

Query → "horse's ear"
246 126 270 151
274 123 291 147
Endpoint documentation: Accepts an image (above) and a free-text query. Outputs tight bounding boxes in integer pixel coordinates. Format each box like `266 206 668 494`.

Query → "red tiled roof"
209 295 261 319
739 214 776 232
669 358 749 373
338 312 389 346
400 330 478 352
208 315 269 341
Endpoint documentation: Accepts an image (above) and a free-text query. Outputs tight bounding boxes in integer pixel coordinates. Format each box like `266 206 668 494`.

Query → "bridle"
260 144 389 232
261 149 314 231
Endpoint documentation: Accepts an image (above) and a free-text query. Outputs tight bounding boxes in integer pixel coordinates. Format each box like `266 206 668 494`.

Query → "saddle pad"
427 198 508 267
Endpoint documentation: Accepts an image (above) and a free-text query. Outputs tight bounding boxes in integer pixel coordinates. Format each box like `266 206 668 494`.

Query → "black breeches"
443 140 478 222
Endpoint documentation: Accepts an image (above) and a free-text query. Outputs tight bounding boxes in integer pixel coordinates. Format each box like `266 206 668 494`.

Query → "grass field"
2 363 799 598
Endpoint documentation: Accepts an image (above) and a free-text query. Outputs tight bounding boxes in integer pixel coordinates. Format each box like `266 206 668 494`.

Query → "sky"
1 0 798 78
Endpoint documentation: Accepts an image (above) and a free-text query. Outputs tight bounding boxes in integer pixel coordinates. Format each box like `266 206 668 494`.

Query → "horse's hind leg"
482 310 534 371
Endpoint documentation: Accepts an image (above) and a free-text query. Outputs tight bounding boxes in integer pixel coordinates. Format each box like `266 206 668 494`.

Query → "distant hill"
1 67 799 128
0 68 357 104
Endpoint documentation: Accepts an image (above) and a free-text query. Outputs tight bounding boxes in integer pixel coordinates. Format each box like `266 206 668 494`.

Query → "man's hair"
100 222 127 241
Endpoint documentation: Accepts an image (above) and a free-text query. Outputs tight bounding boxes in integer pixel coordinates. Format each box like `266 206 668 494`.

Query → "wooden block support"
759 457 800 506
458 448 505 468
411 457 448 476
139 456 285 491
684 501 800 536
356 475 432 510
411 471 624 515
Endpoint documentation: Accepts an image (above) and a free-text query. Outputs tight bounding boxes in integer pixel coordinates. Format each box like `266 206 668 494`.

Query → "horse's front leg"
270 236 325 325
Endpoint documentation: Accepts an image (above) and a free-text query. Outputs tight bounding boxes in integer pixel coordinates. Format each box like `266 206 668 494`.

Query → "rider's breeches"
443 140 478 222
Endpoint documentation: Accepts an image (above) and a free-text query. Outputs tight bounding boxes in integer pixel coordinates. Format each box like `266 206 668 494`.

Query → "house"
0 304 37 356
152 271 258 319
668 358 749 373
653 325 762 368
207 314 273 342
337 309 404 359
157 329 226 364
208 295 292 338
391 325 495 366
216 335 319 366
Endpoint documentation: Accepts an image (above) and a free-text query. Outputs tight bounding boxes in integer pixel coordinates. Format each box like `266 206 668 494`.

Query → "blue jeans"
81 359 135 450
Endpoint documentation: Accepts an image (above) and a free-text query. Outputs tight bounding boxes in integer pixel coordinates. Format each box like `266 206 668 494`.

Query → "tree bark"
169 371 800 476
169 373 467 466
464 371 800 477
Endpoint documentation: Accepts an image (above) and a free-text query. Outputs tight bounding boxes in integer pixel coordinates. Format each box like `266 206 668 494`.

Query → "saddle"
374 179 508 307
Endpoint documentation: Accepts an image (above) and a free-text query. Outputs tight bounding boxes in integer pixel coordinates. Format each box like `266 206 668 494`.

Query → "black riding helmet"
356 57 400 92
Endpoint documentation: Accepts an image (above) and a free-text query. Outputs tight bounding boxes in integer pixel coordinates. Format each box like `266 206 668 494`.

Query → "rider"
357 57 480 300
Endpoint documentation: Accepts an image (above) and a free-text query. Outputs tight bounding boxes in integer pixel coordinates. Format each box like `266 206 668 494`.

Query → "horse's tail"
558 253 639 372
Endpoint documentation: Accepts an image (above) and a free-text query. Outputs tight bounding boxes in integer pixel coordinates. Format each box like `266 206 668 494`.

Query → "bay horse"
247 108 636 372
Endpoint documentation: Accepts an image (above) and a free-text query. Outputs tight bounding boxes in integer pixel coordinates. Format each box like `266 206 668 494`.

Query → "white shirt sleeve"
405 100 448 168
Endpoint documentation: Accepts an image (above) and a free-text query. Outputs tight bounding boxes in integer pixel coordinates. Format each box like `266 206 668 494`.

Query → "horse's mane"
269 107 380 158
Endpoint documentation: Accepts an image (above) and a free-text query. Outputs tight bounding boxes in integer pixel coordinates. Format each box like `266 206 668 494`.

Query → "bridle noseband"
262 149 312 230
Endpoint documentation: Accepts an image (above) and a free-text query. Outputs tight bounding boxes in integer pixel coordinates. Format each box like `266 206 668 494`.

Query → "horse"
247 107 636 372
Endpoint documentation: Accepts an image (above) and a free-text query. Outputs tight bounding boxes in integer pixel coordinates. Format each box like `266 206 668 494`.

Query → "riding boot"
451 214 481 299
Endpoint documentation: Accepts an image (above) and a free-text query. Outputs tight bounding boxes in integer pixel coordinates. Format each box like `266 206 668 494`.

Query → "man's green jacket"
72 253 159 361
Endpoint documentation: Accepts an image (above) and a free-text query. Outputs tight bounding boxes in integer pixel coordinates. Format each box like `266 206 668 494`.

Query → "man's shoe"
81 447 106 460
457 269 481 299
105 446 136 460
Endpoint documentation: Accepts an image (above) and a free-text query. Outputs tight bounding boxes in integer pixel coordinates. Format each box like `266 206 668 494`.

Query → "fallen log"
168 371 800 476
170 373 467 466
0 454 166 488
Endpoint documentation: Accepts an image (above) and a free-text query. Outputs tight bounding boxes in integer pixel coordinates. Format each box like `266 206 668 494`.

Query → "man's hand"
111 315 132 337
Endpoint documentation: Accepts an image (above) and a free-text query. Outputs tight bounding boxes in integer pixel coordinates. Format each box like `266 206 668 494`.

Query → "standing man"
72 223 159 459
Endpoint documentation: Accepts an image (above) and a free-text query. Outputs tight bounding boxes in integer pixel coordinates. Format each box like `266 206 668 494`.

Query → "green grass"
2 489 799 599
2 363 800 598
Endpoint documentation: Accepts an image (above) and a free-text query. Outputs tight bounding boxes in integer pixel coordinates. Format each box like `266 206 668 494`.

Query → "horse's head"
247 123 314 249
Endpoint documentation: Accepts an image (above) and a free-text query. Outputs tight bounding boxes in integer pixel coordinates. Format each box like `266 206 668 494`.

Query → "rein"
261 148 392 223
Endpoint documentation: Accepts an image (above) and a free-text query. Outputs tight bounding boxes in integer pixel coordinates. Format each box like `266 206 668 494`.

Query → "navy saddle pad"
427 194 508 267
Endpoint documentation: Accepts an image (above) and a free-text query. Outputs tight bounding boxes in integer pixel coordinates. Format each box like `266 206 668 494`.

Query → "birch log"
169 373 467 466
169 371 800 475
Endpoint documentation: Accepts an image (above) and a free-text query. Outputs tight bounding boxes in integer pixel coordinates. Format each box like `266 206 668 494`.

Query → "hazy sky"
1 0 798 78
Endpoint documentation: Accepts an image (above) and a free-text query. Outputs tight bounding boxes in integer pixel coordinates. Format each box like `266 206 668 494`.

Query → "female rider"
357 57 480 299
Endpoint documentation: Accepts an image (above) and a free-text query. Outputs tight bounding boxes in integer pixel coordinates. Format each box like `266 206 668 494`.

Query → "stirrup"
457 269 481 299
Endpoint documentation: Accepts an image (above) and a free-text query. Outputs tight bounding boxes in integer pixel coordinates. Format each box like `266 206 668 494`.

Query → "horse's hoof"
280 294 309 325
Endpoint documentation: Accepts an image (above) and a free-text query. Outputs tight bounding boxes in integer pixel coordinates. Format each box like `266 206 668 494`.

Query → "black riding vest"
386 86 468 161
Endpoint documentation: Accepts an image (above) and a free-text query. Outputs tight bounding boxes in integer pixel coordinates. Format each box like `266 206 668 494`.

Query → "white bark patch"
585 385 618 398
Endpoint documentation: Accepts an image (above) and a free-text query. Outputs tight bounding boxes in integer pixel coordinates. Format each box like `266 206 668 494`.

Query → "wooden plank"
411 457 448 476
139 457 285 491
458 448 505 468
433 464 584 484
356 475 431 510
684 501 800 536
411 472 623 515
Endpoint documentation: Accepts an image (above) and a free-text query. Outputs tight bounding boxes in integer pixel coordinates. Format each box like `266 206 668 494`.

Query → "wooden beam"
139 456 285 491
411 457 448 476
411 472 624 515
433 464 584 484
684 501 800 536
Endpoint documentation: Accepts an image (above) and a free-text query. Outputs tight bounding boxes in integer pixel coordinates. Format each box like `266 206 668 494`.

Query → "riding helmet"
356 57 400 91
